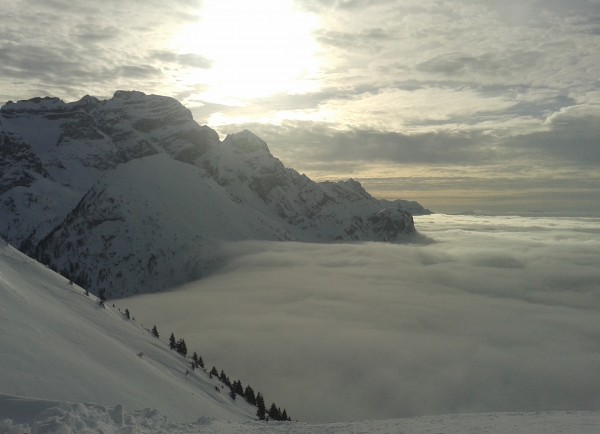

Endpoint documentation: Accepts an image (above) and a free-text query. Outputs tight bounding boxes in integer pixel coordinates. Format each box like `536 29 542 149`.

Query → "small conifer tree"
244 385 256 405
268 403 281 421
256 393 266 420
176 338 188 356
169 333 176 350
151 325 159 338
233 380 244 396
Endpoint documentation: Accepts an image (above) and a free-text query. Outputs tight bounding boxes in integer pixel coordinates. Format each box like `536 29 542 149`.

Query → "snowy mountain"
0 91 423 296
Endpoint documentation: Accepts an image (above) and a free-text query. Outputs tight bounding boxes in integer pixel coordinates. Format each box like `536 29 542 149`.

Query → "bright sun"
171 0 320 104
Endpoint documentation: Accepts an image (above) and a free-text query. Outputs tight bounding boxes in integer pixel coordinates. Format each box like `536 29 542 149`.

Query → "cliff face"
0 91 420 296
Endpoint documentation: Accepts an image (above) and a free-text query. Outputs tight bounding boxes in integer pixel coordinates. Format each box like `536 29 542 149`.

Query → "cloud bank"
123 214 600 422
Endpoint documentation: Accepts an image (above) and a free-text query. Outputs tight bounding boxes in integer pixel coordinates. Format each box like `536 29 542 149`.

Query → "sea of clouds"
124 214 600 422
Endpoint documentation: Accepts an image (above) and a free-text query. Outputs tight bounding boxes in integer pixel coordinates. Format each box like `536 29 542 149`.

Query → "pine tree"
219 369 231 389
210 366 219 377
233 380 244 397
219 369 228 383
282 409 289 421
176 338 188 356
268 403 281 421
198 355 204 369
244 385 256 405
125 308 130 319
169 333 176 350
192 352 199 367
151 325 159 338
256 393 266 420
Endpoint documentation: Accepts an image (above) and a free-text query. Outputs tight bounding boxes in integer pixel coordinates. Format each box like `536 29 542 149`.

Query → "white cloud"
123 214 600 422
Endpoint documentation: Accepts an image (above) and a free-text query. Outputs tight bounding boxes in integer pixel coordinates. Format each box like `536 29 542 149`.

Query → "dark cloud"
71 25 123 44
309 128 495 164
506 106 600 164
123 215 600 422
299 0 391 12
117 64 162 79
212 121 495 166
150 51 211 69
316 27 390 51
212 95 598 167
416 50 545 82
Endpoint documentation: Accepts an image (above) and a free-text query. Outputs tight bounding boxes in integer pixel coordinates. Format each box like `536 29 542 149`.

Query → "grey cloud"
0 42 159 85
150 51 211 69
117 64 162 79
215 121 497 165
299 0 390 11
416 50 544 81
0 44 86 81
123 215 600 422
71 25 123 43
0 0 203 101
316 27 390 51
319 129 497 164
218 92 598 167
506 106 600 164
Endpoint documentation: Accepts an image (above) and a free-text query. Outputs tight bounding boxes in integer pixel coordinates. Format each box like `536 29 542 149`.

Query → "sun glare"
171 0 320 104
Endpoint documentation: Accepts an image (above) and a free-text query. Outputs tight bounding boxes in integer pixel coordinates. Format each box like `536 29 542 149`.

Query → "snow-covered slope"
0 238 257 423
2 395 600 434
0 91 420 296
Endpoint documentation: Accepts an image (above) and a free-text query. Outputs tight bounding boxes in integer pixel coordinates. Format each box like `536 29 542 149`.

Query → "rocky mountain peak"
112 90 148 100
0 91 425 296
1 96 68 114
223 129 271 154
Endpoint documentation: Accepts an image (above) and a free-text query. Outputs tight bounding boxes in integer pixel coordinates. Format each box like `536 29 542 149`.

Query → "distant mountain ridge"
0 91 429 297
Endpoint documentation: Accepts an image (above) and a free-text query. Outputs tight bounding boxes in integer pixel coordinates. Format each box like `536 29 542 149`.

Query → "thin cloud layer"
123 215 600 422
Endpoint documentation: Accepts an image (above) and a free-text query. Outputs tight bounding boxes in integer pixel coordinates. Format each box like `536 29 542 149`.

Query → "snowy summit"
0 91 427 297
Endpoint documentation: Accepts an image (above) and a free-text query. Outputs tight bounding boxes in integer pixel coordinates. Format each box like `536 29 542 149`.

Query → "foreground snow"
2 395 600 434
0 239 255 423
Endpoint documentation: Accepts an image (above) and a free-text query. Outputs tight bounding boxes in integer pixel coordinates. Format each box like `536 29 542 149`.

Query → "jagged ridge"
0 91 427 296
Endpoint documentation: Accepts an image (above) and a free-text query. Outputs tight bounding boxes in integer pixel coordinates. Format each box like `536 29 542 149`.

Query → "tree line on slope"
66 273 293 422
165 328 291 422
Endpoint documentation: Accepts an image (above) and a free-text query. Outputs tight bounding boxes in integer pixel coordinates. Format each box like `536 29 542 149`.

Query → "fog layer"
123 215 600 422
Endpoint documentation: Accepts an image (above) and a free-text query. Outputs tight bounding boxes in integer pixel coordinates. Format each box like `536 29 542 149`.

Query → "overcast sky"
2 0 599 214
